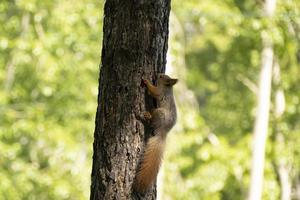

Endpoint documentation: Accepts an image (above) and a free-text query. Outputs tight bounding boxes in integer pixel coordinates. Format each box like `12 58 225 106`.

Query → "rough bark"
247 0 277 199
90 0 171 199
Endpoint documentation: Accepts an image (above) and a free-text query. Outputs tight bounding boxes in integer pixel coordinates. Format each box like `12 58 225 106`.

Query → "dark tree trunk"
90 0 171 199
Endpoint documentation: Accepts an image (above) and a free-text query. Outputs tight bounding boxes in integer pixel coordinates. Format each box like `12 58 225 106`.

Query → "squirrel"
133 73 178 193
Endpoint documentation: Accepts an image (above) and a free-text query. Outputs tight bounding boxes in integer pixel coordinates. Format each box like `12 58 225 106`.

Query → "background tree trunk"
296 178 300 200
90 0 171 199
271 60 291 200
248 0 277 199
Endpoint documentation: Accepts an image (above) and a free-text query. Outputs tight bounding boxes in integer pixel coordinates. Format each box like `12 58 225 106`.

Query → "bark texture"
90 0 171 199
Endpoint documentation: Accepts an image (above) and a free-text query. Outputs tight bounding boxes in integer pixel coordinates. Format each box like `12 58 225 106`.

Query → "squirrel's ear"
172 78 178 85
166 78 178 86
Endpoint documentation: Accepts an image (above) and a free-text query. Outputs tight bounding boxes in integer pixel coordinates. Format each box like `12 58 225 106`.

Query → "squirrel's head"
156 73 178 88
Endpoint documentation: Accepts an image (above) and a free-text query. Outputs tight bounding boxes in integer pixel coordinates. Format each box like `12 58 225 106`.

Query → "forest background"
1 0 300 199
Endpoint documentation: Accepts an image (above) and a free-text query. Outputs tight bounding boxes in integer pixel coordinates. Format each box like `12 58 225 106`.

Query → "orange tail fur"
134 135 165 192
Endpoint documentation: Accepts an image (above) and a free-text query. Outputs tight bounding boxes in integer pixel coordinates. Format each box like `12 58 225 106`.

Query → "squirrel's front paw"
143 111 152 121
142 78 149 85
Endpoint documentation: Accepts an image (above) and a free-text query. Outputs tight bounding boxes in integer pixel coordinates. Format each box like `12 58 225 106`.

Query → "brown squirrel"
133 73 178 193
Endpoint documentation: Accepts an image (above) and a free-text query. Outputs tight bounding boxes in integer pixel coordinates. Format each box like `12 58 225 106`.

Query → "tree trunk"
296 177 300 200
272 61 291 200
278 164 291 200
247 0 277 200
90 0 171 199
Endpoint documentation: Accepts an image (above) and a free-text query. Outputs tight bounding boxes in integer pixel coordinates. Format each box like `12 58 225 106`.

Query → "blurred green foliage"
0 0 102 199
164 0 300 199
0 0 300 199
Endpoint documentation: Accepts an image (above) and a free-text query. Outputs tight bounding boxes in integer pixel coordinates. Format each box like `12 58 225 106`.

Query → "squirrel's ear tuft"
166 78 178 86
171 78 178 85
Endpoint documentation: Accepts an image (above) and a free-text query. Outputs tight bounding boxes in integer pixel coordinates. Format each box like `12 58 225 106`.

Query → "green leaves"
0 0 102 199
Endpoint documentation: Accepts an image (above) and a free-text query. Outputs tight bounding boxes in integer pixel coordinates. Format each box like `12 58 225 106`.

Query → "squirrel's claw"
142 78 148 85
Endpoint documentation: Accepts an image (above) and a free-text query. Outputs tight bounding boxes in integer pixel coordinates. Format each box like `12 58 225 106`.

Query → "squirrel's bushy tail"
133 134 165 192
